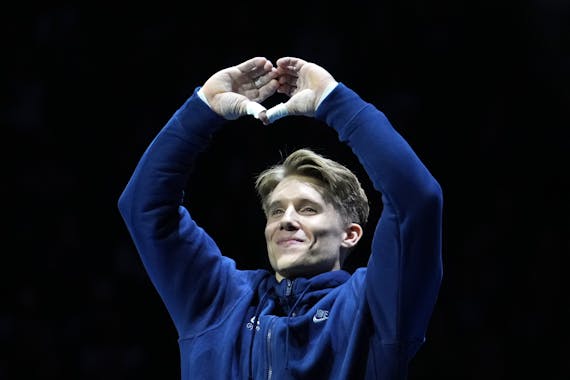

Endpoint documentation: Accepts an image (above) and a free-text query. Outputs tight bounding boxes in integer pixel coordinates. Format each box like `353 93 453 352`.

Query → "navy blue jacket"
118 83 443 379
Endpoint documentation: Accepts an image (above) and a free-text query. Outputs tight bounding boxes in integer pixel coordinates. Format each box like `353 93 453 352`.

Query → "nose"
279 207 300 231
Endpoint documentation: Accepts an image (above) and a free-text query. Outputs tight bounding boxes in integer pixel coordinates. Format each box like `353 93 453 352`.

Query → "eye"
300 207 317 214
269 208 284 217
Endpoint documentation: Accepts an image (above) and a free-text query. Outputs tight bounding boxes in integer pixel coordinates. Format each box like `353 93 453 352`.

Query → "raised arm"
324 87 443 355
267 56 443 359
117 57 279 335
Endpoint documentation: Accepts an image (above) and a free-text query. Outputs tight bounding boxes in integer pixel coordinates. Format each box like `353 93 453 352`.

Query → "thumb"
214 94 266 120
245 101 267 120
264 102 289 125
264 89 318 124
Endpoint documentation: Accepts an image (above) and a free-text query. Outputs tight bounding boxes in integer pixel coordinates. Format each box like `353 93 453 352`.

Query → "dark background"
4 1 569 379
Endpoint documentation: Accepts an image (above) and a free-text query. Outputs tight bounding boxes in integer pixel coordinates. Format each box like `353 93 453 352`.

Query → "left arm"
318 84 443 353
268 57 443 362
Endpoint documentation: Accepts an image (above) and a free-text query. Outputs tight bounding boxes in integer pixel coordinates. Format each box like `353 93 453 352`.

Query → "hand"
201 57 279 120
259 57 338 125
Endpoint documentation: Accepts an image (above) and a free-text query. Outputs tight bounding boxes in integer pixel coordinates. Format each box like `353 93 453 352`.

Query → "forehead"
268 175 326 203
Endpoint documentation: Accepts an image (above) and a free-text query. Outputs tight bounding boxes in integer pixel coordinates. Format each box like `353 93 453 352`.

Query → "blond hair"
255 148 369 227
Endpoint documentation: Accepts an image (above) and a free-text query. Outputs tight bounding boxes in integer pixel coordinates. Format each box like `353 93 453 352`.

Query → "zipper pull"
285 279 293 297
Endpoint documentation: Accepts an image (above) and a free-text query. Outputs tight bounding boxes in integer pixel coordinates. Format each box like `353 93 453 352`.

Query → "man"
118 56 443 379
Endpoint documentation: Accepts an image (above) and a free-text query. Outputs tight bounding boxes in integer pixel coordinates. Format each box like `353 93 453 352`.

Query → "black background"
4 1 569 379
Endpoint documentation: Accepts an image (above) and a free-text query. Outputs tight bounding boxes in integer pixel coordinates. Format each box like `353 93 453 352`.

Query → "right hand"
201 57 279 120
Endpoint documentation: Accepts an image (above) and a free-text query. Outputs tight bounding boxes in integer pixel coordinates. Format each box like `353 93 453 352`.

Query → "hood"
266 270 351 315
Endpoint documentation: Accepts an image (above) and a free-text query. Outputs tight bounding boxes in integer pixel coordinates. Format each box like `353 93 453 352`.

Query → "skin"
199 57 356 280
200 56 338 125
264 175 363 282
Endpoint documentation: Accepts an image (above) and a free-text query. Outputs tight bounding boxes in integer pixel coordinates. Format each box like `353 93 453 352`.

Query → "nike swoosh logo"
312 309 329 323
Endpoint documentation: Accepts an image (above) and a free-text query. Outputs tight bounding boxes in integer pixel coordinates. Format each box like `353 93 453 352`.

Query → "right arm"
117 57 279 335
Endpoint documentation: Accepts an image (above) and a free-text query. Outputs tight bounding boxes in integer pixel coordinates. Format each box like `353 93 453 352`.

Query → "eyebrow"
267 198 321 210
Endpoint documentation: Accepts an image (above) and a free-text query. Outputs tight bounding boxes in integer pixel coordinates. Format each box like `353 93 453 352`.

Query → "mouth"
276 238 305 247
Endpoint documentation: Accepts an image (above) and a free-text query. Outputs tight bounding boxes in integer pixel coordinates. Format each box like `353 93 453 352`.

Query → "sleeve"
117 87 249 336
316 84 443 359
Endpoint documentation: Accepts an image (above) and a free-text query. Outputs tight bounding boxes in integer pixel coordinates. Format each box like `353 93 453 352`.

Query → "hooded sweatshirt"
118 83 443 379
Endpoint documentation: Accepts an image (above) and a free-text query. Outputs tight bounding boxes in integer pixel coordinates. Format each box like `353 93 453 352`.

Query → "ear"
341 223 363 248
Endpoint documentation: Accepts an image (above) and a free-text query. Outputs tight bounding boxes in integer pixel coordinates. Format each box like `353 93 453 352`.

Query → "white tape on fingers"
246 102 266 119
265 103 288 124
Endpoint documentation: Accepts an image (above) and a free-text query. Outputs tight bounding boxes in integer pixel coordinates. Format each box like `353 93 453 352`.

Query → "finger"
277 83 296 97
246 101 266 119
258 79 280 100
265 103 289 124
258 110 270 125
238 57 274 78
276 57 306 73
236 57 267 73
253 70 279 88
276 66 299 79
278 74 297 87
262 59 274 73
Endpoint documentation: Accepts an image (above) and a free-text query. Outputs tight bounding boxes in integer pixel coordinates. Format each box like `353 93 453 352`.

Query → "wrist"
197 87 211 108
316 81 339 110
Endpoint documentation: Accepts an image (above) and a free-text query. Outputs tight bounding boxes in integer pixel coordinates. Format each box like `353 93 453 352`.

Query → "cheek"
264 222 275 241
310 224 344 243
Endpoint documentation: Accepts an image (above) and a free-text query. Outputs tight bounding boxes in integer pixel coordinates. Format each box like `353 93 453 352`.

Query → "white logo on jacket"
246 310 329 330
246 316 260 331
312 309 329 323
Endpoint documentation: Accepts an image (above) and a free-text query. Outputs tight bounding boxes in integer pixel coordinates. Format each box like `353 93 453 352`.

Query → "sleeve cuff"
197 87 211 108
316 81 339 110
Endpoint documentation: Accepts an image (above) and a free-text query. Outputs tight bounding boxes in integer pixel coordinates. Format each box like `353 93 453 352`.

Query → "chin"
275 259 306 277
278 260 324 279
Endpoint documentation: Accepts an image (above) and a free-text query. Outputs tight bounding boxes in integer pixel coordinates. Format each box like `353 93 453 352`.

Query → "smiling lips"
276 237 305 246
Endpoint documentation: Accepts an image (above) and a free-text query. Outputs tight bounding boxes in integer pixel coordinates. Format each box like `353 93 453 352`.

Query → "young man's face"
264 175 350 282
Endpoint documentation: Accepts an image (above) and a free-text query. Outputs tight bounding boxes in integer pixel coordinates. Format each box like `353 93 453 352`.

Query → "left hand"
259 57 338 124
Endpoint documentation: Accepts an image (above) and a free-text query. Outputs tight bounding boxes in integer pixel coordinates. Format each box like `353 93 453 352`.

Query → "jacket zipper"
266 280 293 379
266 318 275 380
286 279 293 296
